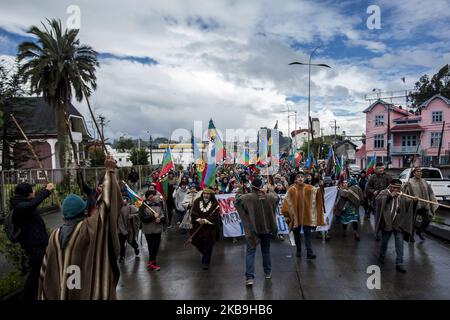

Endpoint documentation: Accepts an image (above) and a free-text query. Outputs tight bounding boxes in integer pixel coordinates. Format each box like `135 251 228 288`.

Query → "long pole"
387 105 391 167
307 56 311 157
400 192 450 210
10 114 61 208
72 59 108 155
437 121 445 166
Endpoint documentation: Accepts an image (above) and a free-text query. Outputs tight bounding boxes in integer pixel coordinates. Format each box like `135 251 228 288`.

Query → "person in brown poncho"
38 156 122 300
281 170 325 259
190 188 221 270
375 179 416 273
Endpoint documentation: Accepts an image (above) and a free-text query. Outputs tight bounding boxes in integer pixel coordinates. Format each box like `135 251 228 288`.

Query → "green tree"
17 19 98 168
115 136 134 151
130 148 149 165
0 60 26 169
409 64 450 107
88 144 106 167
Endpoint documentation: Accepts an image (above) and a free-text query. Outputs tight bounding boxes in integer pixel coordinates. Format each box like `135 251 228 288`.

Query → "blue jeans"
245 234 272 279
380 229 404 265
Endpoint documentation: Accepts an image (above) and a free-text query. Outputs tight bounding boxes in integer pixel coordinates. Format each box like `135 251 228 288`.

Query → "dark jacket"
139 197 167 234
127 171 139 183
76 170 98 216
10 189 51 251
358 177 368 193
365 173 392 199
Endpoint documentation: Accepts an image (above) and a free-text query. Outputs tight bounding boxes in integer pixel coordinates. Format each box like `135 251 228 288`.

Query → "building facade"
363 94 450 168
2 97 91 170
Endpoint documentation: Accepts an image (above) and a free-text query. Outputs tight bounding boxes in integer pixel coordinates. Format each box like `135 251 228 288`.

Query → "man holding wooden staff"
375 179 416 273
403 167 438 242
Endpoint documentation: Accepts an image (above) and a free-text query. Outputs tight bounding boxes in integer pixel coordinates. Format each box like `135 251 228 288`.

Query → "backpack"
3 210 22 243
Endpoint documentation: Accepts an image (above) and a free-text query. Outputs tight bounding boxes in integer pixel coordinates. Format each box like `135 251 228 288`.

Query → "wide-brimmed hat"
202 187 215 194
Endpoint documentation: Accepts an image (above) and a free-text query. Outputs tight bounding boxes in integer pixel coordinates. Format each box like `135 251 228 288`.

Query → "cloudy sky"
0 0 449 142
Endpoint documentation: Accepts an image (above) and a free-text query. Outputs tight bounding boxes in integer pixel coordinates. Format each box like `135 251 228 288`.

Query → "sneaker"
134 248 140 256
306 253 316 259
396 265 407 273
245 278 254 286
167 225 173 229
264 273 272 279
149 261 161 271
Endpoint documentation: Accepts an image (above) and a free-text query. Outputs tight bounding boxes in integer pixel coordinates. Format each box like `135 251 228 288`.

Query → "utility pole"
387 105 391 167
97 114 109 142
331 120 340 146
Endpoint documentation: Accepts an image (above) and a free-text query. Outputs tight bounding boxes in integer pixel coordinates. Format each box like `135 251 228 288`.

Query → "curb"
426 222 450 242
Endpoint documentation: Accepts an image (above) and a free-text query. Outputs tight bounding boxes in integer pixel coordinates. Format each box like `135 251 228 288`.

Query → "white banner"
216 187 337 237
316 186 338 232
216 194 289 237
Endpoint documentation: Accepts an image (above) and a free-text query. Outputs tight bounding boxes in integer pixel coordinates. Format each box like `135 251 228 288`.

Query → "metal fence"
0 165 161 216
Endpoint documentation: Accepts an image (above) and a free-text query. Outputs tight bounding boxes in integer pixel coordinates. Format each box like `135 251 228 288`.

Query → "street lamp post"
289 46 331 157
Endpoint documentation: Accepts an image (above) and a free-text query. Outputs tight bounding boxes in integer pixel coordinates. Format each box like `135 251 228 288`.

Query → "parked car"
399 167 450 203
348 164 361 176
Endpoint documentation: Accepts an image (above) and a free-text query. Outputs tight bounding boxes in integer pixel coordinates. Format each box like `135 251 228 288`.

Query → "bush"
0 228 28 274
0 271 25 298
0 227 28 298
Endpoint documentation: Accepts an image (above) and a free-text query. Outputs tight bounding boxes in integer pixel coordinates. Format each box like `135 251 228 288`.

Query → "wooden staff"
399 192 450 210
72 60 108 155
10 113 61 208
184 205 220 247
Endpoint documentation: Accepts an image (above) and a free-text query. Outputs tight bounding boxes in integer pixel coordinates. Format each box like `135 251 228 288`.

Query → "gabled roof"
363 99 410 116
4 97 90 138
418 94 450 109
334 139 357 149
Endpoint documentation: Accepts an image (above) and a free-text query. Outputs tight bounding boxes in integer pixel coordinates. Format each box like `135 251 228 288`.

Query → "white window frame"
374 115 384 126
432 111 443 123
401 135 417 147
430 132 442 148
374 134 384 149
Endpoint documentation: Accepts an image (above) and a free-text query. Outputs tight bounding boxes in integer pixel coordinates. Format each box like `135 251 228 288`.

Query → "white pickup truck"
399 167 450 203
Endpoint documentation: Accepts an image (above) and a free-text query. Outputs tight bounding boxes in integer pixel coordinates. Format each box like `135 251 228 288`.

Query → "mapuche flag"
366 153 376 175
208 118 225 162
156 147 174 198
201 142 217 189
124 183 143 208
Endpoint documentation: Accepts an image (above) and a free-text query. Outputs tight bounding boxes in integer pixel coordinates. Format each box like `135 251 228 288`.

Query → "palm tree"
17 18 98 168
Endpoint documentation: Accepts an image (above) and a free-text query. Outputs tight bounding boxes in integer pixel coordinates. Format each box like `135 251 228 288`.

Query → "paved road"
112 211 450 300
1 209 447 300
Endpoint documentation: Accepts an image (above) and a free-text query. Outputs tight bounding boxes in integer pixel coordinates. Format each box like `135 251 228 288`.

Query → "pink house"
362 94 450 169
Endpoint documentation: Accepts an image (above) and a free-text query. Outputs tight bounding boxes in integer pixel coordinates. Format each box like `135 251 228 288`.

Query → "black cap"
251 177 263 189
390 178 402 187
15 183 33 197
